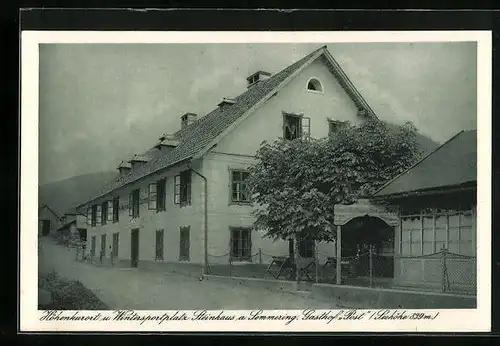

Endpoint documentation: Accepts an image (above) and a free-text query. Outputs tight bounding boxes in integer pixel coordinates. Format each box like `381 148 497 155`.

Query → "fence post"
228 254 232 277
315 242 319 284
259 248 262 265
369 245 373 288
441 247 449 292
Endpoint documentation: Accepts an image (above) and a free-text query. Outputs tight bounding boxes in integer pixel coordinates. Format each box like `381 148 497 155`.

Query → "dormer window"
246 71 271 88
306 78 323 93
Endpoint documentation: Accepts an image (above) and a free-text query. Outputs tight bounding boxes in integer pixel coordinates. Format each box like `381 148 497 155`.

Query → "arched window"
307 78 323 93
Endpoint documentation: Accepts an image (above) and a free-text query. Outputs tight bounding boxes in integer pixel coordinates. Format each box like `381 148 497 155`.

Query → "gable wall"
215 58 364 155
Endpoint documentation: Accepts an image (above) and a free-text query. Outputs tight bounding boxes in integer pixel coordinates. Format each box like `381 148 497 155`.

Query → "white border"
20 31 492 333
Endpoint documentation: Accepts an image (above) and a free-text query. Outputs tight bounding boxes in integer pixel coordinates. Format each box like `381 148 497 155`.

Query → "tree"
248 119 422 243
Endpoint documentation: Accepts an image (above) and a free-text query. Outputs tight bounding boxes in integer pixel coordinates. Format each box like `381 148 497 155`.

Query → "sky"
38 42 477 185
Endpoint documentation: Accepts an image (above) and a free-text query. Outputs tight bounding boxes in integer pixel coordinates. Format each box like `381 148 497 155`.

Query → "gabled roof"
39 204 62 221
78 45 377 208
374 129 477 198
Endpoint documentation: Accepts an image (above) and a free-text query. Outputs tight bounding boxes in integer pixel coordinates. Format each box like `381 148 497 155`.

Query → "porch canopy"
334 198 400 227
331 198 400 284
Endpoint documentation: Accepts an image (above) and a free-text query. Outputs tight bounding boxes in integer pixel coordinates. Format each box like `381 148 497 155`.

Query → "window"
91 205 97 227
90 236 96 257
87 207 92 226
101 201 108 225
155 229 164 261
107 200 113 223
148 183 157 210
129 189 140 218
157 178 166 211
112 197 119 223
307 78 323 92
298 238 315 258
231 170 251 203
230 228 252 261
328 120 348 135
175 170 191 205
400 210 476 256
179 227 190 261
112 232 119 257
283 112 310 140
174 176 181 204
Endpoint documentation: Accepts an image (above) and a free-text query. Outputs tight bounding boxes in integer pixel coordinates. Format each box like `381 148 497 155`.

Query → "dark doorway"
42 220 50 236
100 234 106 257
90 236 96 257
131 228 139 267
342 215 395 278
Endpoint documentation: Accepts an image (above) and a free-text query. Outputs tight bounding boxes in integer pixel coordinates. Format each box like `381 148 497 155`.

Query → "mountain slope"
39 171 118 216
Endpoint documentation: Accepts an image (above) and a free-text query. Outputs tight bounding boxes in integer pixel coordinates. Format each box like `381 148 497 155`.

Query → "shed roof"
374 129 477 198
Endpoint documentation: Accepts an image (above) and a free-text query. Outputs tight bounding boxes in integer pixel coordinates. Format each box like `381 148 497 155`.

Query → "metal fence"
205 246 476 295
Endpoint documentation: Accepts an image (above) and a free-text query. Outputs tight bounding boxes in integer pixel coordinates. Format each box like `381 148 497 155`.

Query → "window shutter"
96 204 102 226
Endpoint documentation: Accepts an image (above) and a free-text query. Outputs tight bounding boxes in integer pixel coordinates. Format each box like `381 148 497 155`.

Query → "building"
76 45 382 272
56 208 88 242
372 129 477 293
38 204 62 237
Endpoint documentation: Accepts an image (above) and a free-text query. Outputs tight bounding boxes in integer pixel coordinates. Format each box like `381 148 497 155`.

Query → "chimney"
246 71 271 88
181 112 197 129
117 161 132 175
155 133 179 153
217 97 236 107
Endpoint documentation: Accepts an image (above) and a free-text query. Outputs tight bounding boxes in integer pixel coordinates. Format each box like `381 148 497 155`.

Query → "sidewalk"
39 238 338 310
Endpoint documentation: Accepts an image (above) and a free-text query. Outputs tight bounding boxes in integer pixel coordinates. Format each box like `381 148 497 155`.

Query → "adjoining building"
38 204 62 237
371 129 477 293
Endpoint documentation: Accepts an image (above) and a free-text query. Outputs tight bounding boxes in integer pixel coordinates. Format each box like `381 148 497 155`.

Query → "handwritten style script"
39 309 440 326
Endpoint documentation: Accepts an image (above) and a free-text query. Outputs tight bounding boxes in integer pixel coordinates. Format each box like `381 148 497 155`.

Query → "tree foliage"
248 119 422 242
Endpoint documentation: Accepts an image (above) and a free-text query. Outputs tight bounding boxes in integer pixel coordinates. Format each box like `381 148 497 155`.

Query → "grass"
38 271 109 310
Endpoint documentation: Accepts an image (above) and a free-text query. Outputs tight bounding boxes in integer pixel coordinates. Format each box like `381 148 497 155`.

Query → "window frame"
130 188 140 218
112 197 119 223
112 232 119 257
179 226 190 261
156 178 167 212
282 111 303 140
229 169 251 205
306 77 324 94
230 227 252 262
176 170 192 207
327 119 349 136
155 229 164 261
91 204 97 227
101 201 108 225
148 183 157 210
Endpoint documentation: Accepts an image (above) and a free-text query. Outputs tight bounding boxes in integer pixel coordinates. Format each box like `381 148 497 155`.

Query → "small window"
107 200 113 223
91 205 97 227
101 201 108 225
231 228 252 261
156 229 164 261
157 178 166 212
129 189 140 218
148 183 157 210
283 112 310 140
112 232 119 257
231 170 251 203
179 227 190 261
112 197 119 223
87 207 92 226
328 120 349 135
175 170 191 206
174 176 181 204
307 78 323 93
